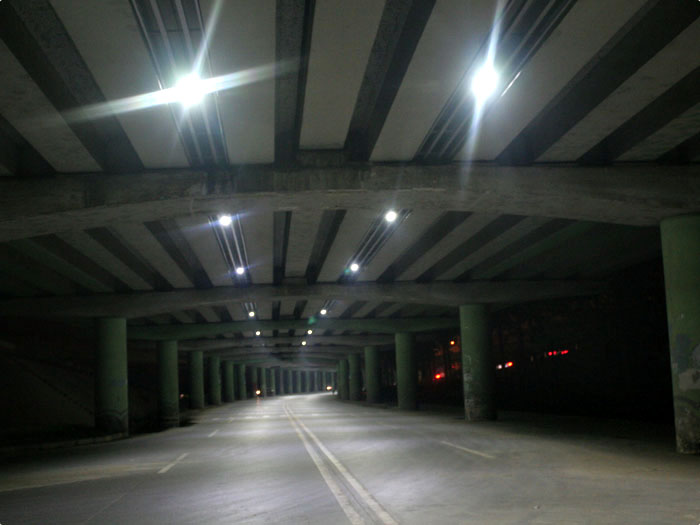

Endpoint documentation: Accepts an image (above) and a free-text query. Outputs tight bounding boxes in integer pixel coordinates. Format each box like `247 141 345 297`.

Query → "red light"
547 352 553 357
561 350 569 355
449 340 455 346
434 373 445 380
504 361 514 368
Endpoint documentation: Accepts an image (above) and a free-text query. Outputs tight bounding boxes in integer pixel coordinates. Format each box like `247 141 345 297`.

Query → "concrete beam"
0 280 604 318
1 164 698 242
128 317 458 340
180 335 393 350
210 346 362 357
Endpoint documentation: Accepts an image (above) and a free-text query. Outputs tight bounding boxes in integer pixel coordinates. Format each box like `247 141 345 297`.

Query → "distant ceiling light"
301 341 307 346
471 62 499 102
320 309 327 315
248 311 255 318
307 329 313 335
218 214 232 227
235 266 245 275
449 340 455 346
173 73 206 107
349 263 360 273
255 330 261 336
384 210 398 223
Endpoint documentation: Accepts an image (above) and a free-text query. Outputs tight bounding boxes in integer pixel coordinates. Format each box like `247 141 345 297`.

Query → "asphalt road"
1 394 699 524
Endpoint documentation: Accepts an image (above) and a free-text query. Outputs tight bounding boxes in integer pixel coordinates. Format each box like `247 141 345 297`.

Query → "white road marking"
207 429 219 438
440 440 495 459
158 453 189 474
284 407 364 525
286 405 398 525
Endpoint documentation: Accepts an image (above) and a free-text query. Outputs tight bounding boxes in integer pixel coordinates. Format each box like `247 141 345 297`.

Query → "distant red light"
449 340 455 346
561 350 569 355
434 373 445 380
547 352 553 357
504 361 514 368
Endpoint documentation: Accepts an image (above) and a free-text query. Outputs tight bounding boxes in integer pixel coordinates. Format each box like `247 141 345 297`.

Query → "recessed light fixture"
349 262 359 273
235 267 245 275
173 73 206 107
385 210 398 223
248 311 255 318
301 341 307 346
471 62 499 102
218 214 232 227
307 329 313 335
255 330 261 336
320 309 327 315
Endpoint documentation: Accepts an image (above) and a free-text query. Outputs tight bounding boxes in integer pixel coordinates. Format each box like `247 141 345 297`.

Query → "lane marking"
287 406 398 525
284 406 364 525
440 440 495 459
208 429 219 438
158 453 189 474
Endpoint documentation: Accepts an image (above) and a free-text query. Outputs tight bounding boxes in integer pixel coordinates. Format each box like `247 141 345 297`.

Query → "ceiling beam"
211 346 361 357
1 164 698 242
0 280 604 318
180 335 394 350
129 317 458 340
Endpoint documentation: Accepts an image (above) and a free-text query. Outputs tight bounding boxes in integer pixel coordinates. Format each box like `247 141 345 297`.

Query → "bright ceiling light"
235 267 245 275
349 263 359 273
320 309 327 315
307 329 313 335
248 311 255 318
218 214 232 227
173 73 206 107
385 210 398 223
255 330 261 336
471 62 499 102
301 341 307 346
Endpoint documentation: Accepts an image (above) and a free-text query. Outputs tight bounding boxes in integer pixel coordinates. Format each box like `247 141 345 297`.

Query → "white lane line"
440 441 495 459
288 406 398 525
284 406 364 525
208 429 219 438
158 453 189 474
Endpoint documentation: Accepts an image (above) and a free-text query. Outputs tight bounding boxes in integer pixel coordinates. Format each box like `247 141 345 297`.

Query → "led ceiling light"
248 311 255 318
320 309 327 315
218 214 232 227
471 62 499 102
235 267 245 275
349 263 360 273
384 210 398 223
173 73 206 107
307 329 313 335
301 341 307 346
255 330 261 336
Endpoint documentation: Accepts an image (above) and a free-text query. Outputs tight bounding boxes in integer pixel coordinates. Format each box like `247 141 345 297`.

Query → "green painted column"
309 370 315 392
661 215 700 454
348 354 361 401
317 371 323 391
395 332 416 410
95 317 128 434
222 360 235 403
283 369 290 394
292 370 299 393
189 351 205 409
460 304 496 421
365 345 381 404
269 368 276 395
208 356 221 405
236 364 247 400
260 367 267 397
338 360 349 400
157 340 179 429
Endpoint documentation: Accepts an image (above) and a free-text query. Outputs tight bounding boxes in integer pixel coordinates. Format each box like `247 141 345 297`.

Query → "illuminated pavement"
1 394 699 524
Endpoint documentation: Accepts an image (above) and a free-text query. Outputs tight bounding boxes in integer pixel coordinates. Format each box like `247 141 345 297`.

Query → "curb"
0 432 128 458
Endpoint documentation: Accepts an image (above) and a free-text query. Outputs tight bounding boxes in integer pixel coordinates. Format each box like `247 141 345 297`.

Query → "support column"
284 369 291 394
661 215 700 454
222 360 235 403
309 370 315 392
157 340 179 429
189 351 204 409
95 317 128 434
260 367 268 397
365 345 381 404
317 371 322 391
270 368 276 395
460 304 496 421
236 364 247 400
301 371 307 392
292 370 299 393
338 360 349 400
348 353 361 401
395 332 416 410
208 356 221 405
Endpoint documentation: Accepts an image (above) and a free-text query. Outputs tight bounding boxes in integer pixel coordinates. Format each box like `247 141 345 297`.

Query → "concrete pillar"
395 332 416 410
283 369 290 394
661 215 700 454
269 368 276 395
222 360 235 403
208 356 221 405
292 370 299 393
309 370 315 392
301 371 307 393
236 364 247 400
260 367 267 397
317 371 323 391
460 304 496 421
348 353 361 401
189 350 205 409
365 345 381 404
157 340 179 429
95 317 128 434
338 360 349 400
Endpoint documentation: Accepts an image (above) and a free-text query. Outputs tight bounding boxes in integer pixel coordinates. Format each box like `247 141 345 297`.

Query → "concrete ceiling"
0 0 698 366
